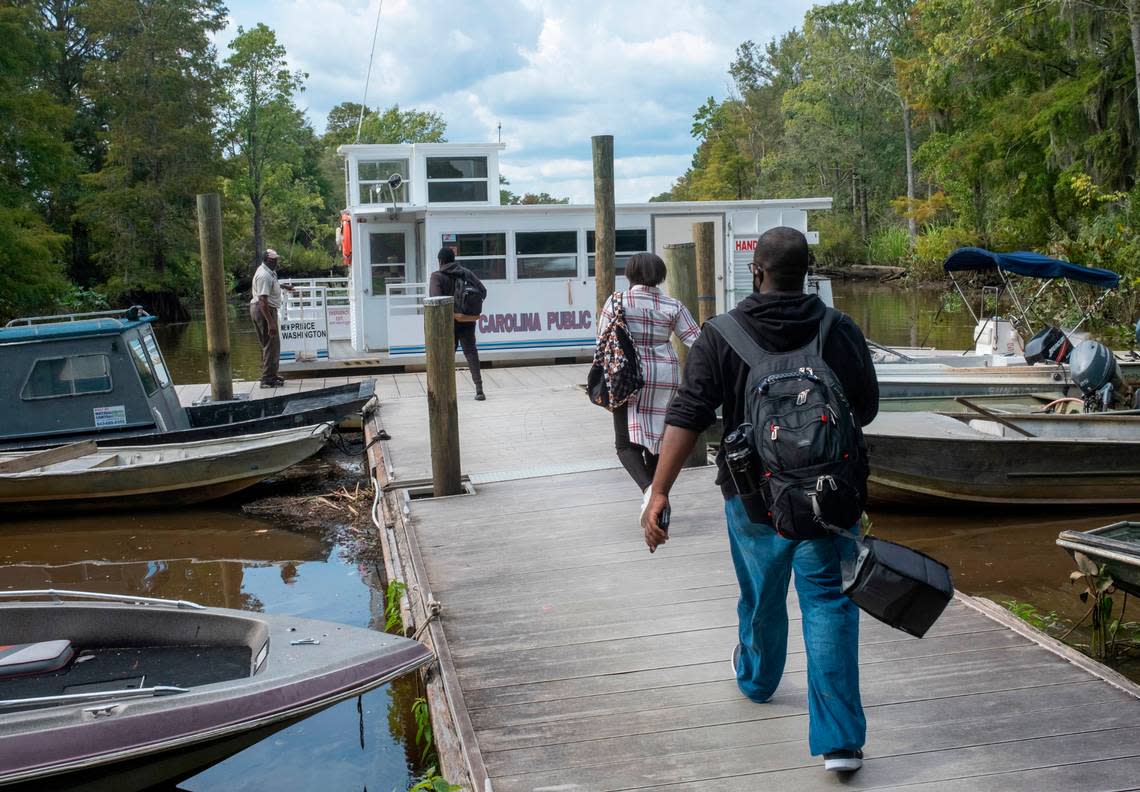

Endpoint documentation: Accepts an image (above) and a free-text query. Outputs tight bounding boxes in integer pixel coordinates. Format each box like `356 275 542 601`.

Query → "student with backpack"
640 227 879 774
429 247 488 400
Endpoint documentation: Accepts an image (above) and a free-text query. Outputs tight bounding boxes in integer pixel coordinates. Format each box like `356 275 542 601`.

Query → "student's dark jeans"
613 404 657 491
454 320 482 386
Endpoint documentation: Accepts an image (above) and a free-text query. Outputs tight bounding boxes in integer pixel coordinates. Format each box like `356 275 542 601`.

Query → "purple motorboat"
0 590 433 790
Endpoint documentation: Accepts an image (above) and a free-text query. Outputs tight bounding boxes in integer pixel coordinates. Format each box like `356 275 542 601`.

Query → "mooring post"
663 241 706 467
664 242 698 367
592 135 616 322
424 296 463 497
196 193 232 402
693 221 717 325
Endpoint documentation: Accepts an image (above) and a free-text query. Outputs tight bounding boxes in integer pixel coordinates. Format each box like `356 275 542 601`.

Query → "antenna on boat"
355 0 385 143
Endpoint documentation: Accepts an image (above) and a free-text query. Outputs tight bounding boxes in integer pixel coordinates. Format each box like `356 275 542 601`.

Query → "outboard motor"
1070 340 1121 412
1023 326 1072 365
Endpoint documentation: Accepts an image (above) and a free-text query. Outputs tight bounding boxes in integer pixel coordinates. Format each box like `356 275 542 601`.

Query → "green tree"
78 0 226 300
357 105 446 145
221 23 308 268
0 5 75 321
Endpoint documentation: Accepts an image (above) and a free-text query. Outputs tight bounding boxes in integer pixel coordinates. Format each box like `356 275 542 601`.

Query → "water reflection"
0 510 427 790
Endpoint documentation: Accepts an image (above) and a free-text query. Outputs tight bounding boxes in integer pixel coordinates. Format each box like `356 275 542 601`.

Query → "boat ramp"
360 363 1140 791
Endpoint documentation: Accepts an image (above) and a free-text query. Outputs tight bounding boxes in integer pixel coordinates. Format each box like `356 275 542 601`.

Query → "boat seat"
0 640 75 678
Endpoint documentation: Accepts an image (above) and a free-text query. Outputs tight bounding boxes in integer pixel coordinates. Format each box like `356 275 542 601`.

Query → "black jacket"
665 291 879 497
428 263 486 301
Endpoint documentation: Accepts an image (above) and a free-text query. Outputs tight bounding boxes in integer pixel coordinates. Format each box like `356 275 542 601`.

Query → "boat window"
370 232 407 295
141 330 171 388
588 229 649 277
426 157 489 203
449 232 506 280
358 159 409 204
516 231 578 280
128 338 159 395
21 354 113 400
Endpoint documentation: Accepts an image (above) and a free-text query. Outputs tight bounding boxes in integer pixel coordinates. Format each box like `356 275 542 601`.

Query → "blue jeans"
724 496 865 756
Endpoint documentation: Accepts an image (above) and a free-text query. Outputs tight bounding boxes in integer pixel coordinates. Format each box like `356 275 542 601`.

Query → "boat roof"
0 315 156 344
944 247 1120 289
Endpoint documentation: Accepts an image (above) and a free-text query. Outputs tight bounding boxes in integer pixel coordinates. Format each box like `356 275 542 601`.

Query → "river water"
1 282 1135 791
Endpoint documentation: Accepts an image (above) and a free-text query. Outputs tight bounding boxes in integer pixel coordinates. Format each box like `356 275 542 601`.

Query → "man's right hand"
641 491 670 553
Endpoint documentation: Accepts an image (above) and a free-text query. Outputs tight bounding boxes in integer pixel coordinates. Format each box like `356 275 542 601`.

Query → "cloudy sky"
222 0 821 203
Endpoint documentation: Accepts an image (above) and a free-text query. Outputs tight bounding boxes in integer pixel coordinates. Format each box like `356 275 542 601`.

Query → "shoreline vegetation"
649 1 1140 342
3 1 1138 342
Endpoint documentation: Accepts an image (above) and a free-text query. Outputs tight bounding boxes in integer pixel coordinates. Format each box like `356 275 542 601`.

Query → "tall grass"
866 226 911 267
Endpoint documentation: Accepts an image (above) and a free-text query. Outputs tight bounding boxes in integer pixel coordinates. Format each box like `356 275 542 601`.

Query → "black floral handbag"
587 292 644 411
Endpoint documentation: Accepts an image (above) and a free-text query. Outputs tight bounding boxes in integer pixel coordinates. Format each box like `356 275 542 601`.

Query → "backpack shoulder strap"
707 313 768 369
813 308 842 356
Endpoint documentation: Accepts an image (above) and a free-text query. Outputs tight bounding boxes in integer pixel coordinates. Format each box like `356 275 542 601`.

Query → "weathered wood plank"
485 691 1140 781
490 722 1140 792
0 440 98 473
599 730 1140 792
476 661 1110 758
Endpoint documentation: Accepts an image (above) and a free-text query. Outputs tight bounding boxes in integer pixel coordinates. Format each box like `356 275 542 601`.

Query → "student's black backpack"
707 308 866 539
448 267 486 316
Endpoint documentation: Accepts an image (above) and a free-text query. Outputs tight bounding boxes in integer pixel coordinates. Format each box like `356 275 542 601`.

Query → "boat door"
359 222 418 351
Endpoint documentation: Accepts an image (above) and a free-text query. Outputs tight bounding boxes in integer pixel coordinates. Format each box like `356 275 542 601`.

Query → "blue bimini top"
943 247 1120 289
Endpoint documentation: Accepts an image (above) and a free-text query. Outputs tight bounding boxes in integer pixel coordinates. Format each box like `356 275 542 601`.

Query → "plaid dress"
598 285 700 454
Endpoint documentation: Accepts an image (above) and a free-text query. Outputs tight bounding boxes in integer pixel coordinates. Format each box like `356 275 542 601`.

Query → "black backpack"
447 267 486 316
708 308 866 540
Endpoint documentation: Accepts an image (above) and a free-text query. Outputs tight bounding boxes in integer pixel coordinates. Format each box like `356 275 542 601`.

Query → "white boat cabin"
281 142 833 362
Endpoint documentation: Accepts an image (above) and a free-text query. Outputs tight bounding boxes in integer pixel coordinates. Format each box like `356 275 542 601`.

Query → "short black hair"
625 252 666 287
437 247 456 265
753 227 810 291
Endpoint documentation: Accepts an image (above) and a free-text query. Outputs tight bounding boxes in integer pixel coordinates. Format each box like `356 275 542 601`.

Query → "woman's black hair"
437 246 456 265
624 252 667 287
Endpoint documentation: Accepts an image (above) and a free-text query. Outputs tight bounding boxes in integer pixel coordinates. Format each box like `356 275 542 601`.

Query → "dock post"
195 193 233 402
592 135 616 322
664 242 706 467
424 296 463 497
664 242 698 367
693 221 717 325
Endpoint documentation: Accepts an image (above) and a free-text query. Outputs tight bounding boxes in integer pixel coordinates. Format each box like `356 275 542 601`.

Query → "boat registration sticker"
93 405 127 428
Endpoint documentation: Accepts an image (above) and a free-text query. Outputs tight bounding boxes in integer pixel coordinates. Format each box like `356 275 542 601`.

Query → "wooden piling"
592 135 616 321
664 242 706 467
664 242 698 366
424 296 463 497
693 221 717 325
196 193 232 402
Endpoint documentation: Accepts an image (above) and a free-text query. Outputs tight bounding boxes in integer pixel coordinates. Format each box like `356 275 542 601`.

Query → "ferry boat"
277 142 833 367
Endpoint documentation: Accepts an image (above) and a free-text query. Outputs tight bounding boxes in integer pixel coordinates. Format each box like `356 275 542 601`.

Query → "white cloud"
223 0 820 202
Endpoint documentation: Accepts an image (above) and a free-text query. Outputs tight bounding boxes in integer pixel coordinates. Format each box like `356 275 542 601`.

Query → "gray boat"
0 590 432 790
1057 522 1140 598
0 308 375 452
864 411 1140 506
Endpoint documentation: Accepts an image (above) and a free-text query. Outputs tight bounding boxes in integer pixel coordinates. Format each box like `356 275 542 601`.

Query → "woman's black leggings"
613 405 658 492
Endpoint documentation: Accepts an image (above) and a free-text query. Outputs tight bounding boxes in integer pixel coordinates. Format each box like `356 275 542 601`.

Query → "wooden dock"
296 365 1140 790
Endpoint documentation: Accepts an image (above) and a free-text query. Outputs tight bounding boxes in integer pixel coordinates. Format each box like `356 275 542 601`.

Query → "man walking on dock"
250 248 293 389
429 247 487 401
641 227 879 773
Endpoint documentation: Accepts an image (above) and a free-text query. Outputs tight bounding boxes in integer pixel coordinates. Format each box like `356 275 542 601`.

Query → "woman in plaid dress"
597 252 701 491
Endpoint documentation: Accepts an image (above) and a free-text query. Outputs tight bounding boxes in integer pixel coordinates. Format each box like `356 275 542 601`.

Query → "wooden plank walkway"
368 366 1140 791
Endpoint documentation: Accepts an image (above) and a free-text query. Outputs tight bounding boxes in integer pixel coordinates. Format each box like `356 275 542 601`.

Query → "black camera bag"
841 534 954 638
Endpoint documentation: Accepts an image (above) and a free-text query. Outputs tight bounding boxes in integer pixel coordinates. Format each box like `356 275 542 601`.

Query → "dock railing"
281 277 351 341
386 282 430 356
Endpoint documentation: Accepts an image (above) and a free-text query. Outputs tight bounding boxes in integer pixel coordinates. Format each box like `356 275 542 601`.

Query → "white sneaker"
823 750 863 772
729 643 741 679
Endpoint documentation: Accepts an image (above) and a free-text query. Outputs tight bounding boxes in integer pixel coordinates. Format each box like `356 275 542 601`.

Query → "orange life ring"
340 212 352 266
